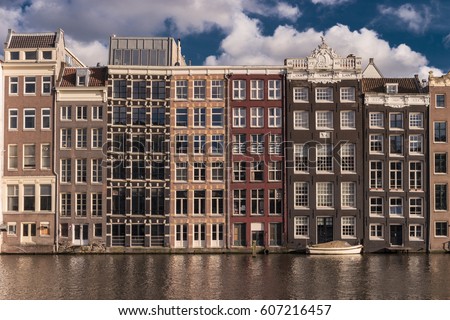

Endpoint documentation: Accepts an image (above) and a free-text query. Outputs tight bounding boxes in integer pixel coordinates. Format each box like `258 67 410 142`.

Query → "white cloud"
311 0 352 5
378 3 431 33
65 38 109 67
276 3 301 21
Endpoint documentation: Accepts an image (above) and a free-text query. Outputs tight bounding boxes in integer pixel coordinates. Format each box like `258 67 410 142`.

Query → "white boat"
306 240 363 255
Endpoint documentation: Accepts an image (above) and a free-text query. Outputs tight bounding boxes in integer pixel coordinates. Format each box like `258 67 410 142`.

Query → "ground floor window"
294 216 309 239
435 222 448 237
269 223 282 246
409 224 424 241
341 216 356 238
369 224 384 240
112 224 126 246
233 223 246 246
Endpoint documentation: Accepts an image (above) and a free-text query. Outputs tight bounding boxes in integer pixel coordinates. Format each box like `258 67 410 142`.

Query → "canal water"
0 254 449 300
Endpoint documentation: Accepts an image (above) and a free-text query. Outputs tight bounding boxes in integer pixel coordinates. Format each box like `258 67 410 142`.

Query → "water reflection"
0 254 449 299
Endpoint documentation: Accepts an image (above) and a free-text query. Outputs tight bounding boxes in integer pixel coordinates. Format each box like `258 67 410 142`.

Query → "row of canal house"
1 29 449 253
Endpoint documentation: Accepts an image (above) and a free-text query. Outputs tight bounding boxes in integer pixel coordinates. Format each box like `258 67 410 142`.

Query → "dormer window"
42 51 52 60
76 68 90 86
10 51 19 60
25 51 37 60
78 76 86 86
386 83 398 94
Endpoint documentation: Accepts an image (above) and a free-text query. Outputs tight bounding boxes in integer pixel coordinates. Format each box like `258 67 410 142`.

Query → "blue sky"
0 0 449 79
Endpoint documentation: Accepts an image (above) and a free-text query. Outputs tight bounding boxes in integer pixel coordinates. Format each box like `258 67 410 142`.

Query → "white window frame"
76 105 87 121
250 107 264 128
369 197 383 216
250 80 264 100
8 109 18 130
294 216 309 239
232 80 246 100
23 144 36 169
409 224 424 241
389 161 403 190
9 76 18 95
369 224 384 240
193 80 206 100
293 110 309 129
341 216 356 239
369 112 384 128
24 76 36 94
389 197 403 216
293 87 308 103
340 143 355 173
42 76 52 95
41 144 51 170
436 94 445 108
211 80 224 100
316 144 333 173
92 128 103 149
76 159 87 184
409 161 423 191
316 182 333 209
294 144 308 173
369 134 383 154
61 106 72 121
340 110 355 129
315 111 333 130
340 87 355 102
409 112 423 129
91 159 103 183
233 107 246 128
92 106 103 120
341 182 356 209
294 182 309 209
389 112 403 130
409 197 423 217
76 128 88 149
315 87 333 102
409 134 423 155
268 107 281 128
176 80 188 100
268 79 281 100
41 108 51 129
23 108 36 130
8 144 18 170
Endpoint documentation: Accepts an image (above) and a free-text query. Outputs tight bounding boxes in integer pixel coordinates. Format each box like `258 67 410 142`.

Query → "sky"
0 0 449 79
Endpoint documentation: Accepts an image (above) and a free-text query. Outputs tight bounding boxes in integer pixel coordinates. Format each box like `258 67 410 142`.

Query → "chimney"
176 38 181 66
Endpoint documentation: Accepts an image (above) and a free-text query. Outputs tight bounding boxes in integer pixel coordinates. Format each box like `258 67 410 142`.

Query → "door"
233 223 246 246
390 225 403 246
175 224 188 248
317 217 333 243
73 224 89 246
21 223 36 243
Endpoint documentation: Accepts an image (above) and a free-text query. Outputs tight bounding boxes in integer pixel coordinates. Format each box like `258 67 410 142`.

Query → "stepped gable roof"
362 77 426 94
60 67 108 87
8 33 57 49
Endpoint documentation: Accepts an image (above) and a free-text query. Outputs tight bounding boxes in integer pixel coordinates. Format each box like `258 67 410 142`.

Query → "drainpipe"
225 72 231 249
52 69 60 253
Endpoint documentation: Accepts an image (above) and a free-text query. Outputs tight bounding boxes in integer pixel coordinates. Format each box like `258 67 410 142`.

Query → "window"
133 80 146 99
8 145 18 170
24 185 35 211
113 106 127 125
341 111 355 129
250 107 264 127
342 217 356 238
268 80 281 100
193 224 206 246
193 190 206 215
131 159 145 180
389 197 403 216
250 134 264 154
269 189 282 215
340 143 355 173
40 185 51 211
434 122 447 142
435 222 448 237
210 135 224 155
341 182 356 208
10 51 19 60
294 110 309 129
211 162 224 181
233 162 246 182
76 105 87 120
40 222 50 236
409 198 423 217
112 188 126 214
91 193 102 217
369 112 384 128
294 182 309 208
176 80 188 99
409 162 422 190
316 87 333 102
435 184 447 211
9 77 18 94
152 81 166 100
92 159 103 183
340 87 355 102
24 109 36 129
42 76 51 94
268 161 282 181
193 162 206 181
175 162 188 181
152 134 165 153
268 107 281 127
211 190 224 214
269 134 282 155
41 144 50 170
41 109 51 129
61 106 72 120
233 108 246 127
390 113 403 129
176 108 188 127
61 159 72 183
94 224 102 238
233 80 246 100
25 51 37 60
176 191 188 215
233 190 246 215
409 135 423 154
316 111 333 129
132 107 146 125
251 189 264 215
409 113 423 129
61 128 72 148
386 83 398 94
251 162 264 181
76 159 87 183
151 161 165 180
211 224 224 246
294 144 308 173
211 80 224 99
114 80 127 98
389 161 403 190
131 188 146 215
75 128 87 149
293 87 308 102
75 193 87 217
23 144 36 169
193 80 206 99
175 134 188 154
369 161 383 190
131 134 145 153
409 225 423 241
316 182 333 208
250 80 264 100
92 106 103 120
151 188 165 215
369 197 383 216
7 185 19 211
389 135 403 155
317 144 333 172
92 128 103 149
294 216 309 239
370 224 384 240
233 134 246 154
211 108 224 127
193 108 206 127
369 134 383 154
436 94 445 108
7 223 17 236
9 109 18 129
112 160 126 180
24 76 36 94
434 153 447 173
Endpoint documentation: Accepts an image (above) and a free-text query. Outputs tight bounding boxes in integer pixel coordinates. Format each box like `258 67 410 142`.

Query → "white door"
21 223 36 243
175 224 188 248
73 224 89 246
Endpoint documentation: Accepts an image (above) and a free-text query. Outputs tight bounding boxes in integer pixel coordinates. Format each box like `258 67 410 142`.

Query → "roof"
362 78 428 94
60 67 108 87
7 33 57 49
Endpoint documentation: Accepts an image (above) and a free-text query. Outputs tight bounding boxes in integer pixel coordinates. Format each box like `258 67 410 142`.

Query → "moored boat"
306 240 363 255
